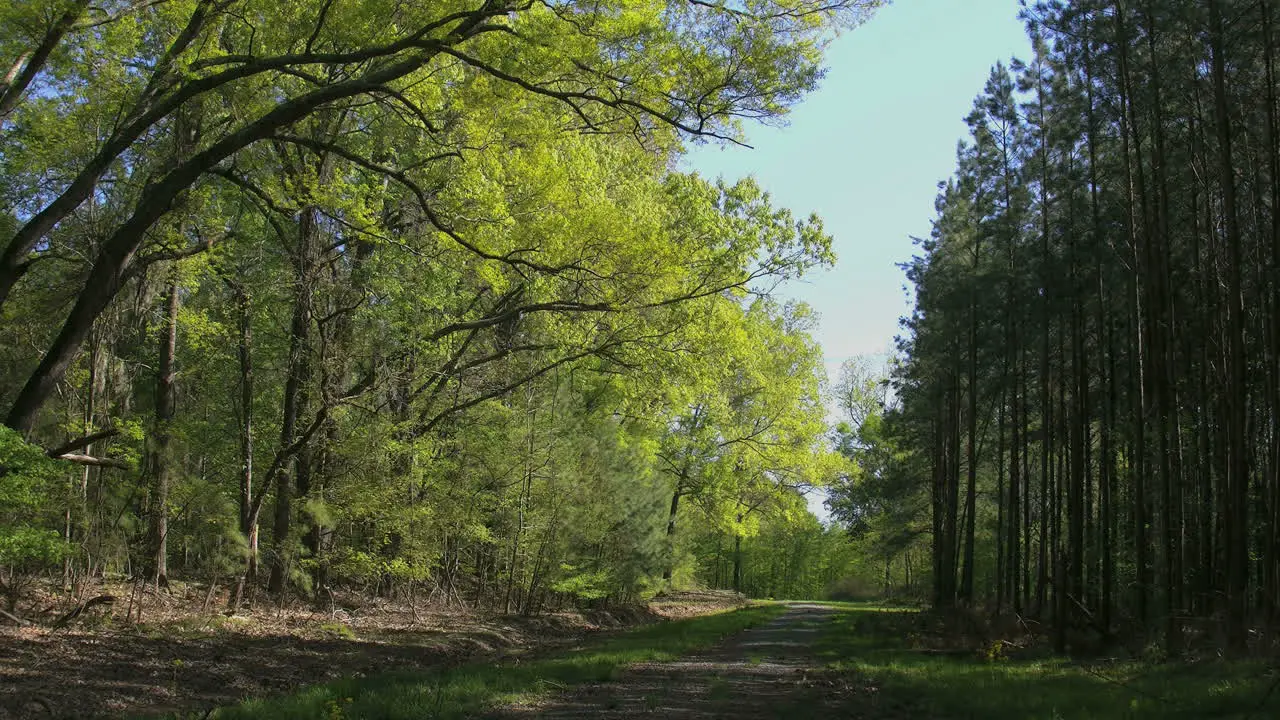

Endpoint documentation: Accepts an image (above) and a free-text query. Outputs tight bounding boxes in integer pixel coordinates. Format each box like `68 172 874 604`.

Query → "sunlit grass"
814 606 1279 719
193 604 785 720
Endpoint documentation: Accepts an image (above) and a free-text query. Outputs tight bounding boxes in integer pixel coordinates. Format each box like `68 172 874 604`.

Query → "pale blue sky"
682 0 1033 520
684 0 1033 385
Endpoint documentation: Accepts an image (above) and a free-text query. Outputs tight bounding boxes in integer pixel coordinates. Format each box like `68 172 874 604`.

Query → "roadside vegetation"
813 604 1280 720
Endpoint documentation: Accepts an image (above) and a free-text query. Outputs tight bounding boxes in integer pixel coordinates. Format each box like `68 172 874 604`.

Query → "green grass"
812 603 1279 719
195 604 784 720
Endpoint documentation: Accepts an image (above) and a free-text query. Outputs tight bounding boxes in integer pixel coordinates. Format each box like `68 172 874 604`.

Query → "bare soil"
0 582 724 720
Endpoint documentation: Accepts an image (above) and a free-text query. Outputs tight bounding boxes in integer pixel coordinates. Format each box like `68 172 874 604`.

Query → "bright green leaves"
0 426 67 569
652 296 834 570
551 565 614 601
0 0 880 606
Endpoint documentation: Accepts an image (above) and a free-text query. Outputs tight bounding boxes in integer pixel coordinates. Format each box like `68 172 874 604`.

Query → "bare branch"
305 0 337 54
46 428 120 457
435 46 749 146
52 453 131 469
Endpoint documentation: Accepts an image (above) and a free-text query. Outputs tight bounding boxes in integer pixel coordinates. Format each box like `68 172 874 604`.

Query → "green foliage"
824 355 929 600
697 504 864 600
169 477 247 578
549 566 613 601
0 426 66 568
0 0 881 614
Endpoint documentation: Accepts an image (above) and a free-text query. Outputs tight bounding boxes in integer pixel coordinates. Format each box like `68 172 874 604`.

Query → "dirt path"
489 603 848 719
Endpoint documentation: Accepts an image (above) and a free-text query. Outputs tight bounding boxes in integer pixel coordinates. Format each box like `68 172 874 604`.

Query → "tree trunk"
146 279 179 588
733 525 743 595
268 210 317 595
2 51 449 431
230 284 256 608
662 486 683 582
1209 0 1250 654
0 0 91 118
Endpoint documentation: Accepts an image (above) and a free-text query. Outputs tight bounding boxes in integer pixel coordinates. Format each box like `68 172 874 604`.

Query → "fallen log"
52 594 116 629
0 607 31 626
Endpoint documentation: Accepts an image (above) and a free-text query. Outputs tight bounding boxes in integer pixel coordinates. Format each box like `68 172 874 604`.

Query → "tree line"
878 0 1279 655
0 0 883 613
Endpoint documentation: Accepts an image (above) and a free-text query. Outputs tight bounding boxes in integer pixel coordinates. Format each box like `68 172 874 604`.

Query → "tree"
881 0 1280 654
1 0 882 433
0 0 882 611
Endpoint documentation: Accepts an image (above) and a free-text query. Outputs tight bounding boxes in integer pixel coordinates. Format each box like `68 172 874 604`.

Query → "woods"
883 0 1280 654
6 0 1280 686
8 0 1280 717
0 0 883 616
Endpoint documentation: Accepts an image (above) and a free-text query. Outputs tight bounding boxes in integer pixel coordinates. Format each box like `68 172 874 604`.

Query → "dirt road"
489 603 849 719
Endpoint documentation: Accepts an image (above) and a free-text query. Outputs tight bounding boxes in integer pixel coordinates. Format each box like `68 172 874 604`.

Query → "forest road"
486 603 852 719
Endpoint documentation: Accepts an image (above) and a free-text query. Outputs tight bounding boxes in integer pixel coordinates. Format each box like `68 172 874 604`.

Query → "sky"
684 0 1034 384
682 0 1034 518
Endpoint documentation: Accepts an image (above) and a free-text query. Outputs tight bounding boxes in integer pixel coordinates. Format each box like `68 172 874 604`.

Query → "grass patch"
198 604 783 719
318 622 358 641
813 604 1279 719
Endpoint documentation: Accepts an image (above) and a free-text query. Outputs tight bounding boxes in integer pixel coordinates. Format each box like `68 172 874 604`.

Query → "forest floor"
0 582 743 719
5 591 1279 719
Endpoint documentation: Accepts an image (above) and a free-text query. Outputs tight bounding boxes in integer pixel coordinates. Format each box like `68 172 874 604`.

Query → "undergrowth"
814 603 1280 719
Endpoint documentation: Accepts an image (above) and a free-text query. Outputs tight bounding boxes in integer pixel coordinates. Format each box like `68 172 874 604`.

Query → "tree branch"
45 428 120 457
52 453 131 469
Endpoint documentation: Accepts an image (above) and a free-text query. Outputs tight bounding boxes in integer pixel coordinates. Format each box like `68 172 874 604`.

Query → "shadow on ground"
0 609 620 719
